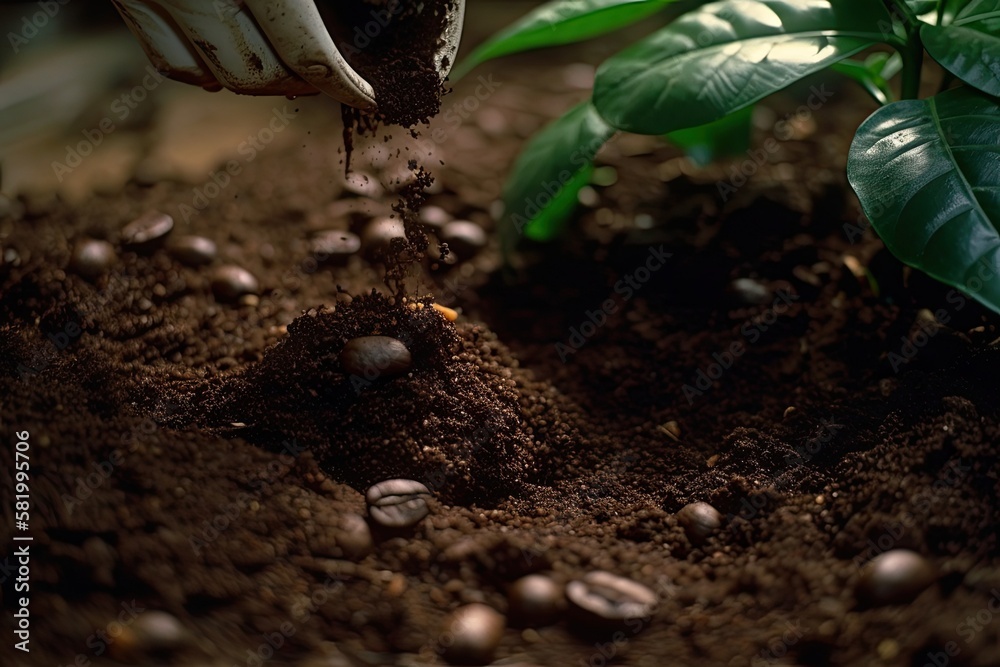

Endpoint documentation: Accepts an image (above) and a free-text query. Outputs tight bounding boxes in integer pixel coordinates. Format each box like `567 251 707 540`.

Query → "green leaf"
664 105 753 166
921 0 1000 97
847 87 1000 313
830 51 902 104
500 102 615 250
593 0 892 135
906 0 940 16
451 0 677 80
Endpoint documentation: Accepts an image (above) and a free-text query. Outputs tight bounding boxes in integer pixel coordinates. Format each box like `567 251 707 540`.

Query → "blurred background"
0 1 591 202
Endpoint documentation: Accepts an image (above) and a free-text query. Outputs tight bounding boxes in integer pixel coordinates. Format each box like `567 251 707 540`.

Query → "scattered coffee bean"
69 239 116 280
677 501 722 545
508 574 562 627
342 171 384 198
362 216 406 258
419 205 452 229
122 210 174 248
340 336 412 379
566 571 657 628
130 611 187 651
338 513 374 560
169 235 217 266
211 265 259 302
440 603 505 665
857 549 935 606
365 478 430 529
730 278 771 305
310 230 361 263
439 220 487 258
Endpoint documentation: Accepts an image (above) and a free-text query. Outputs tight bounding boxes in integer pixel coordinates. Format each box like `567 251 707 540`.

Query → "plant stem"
882 0 924 99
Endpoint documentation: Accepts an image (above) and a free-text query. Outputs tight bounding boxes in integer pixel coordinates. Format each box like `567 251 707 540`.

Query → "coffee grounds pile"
150 291 536 504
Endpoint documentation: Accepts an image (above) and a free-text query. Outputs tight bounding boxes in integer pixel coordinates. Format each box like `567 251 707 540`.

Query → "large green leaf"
500 102 615 250
451 0 677 80
847 87 1000 312
922 0 1000 97
593 0 892 134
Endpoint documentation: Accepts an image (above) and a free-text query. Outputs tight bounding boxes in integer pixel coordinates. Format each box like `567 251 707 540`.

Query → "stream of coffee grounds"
335 0 455 297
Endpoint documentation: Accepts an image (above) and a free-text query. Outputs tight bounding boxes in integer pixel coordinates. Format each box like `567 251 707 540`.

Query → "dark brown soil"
3 54 1000 667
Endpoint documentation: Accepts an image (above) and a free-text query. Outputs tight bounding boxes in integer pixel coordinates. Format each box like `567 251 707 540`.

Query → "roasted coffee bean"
730 278 771 305
169 235 217 266
677 501 722 545
340 336 411 379
211 265 259 302
130 611 187 651
440 603 505 665
439 220 487 258
70 239 116 280
310 230 361 263
366 478 430 529
122 210 174 248
342 171 384 198
508 574 562 627
362 216 406 258
338 513 374 560
419 205 452 229
566 570 657 628
857 549 935 606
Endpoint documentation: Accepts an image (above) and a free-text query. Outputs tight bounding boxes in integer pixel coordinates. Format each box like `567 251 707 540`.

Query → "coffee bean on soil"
677 501 722 545
730 278 772 305
440 603 505 666
69 239 116 280
121 210 174 249
211 265 258 302
419 205 452 229
365 478 431 529
508 574 563 627
439 221 487 259
342 171 385 199
339 335 412 379
310 230 361 263
130 611 188 651
169 235 217 266
857 549 935 606
566 571 658 629
337 513 374 560
362 217 406 259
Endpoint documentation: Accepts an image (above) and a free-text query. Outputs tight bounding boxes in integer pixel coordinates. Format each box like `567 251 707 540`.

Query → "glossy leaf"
593 0 891 134
500 102 615 249
664 105 753 166
451 0 677 80
922 0 1000 97
847 87 1000 312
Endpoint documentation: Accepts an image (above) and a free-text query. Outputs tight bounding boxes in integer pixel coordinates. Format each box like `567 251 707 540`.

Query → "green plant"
454 0 1000 313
